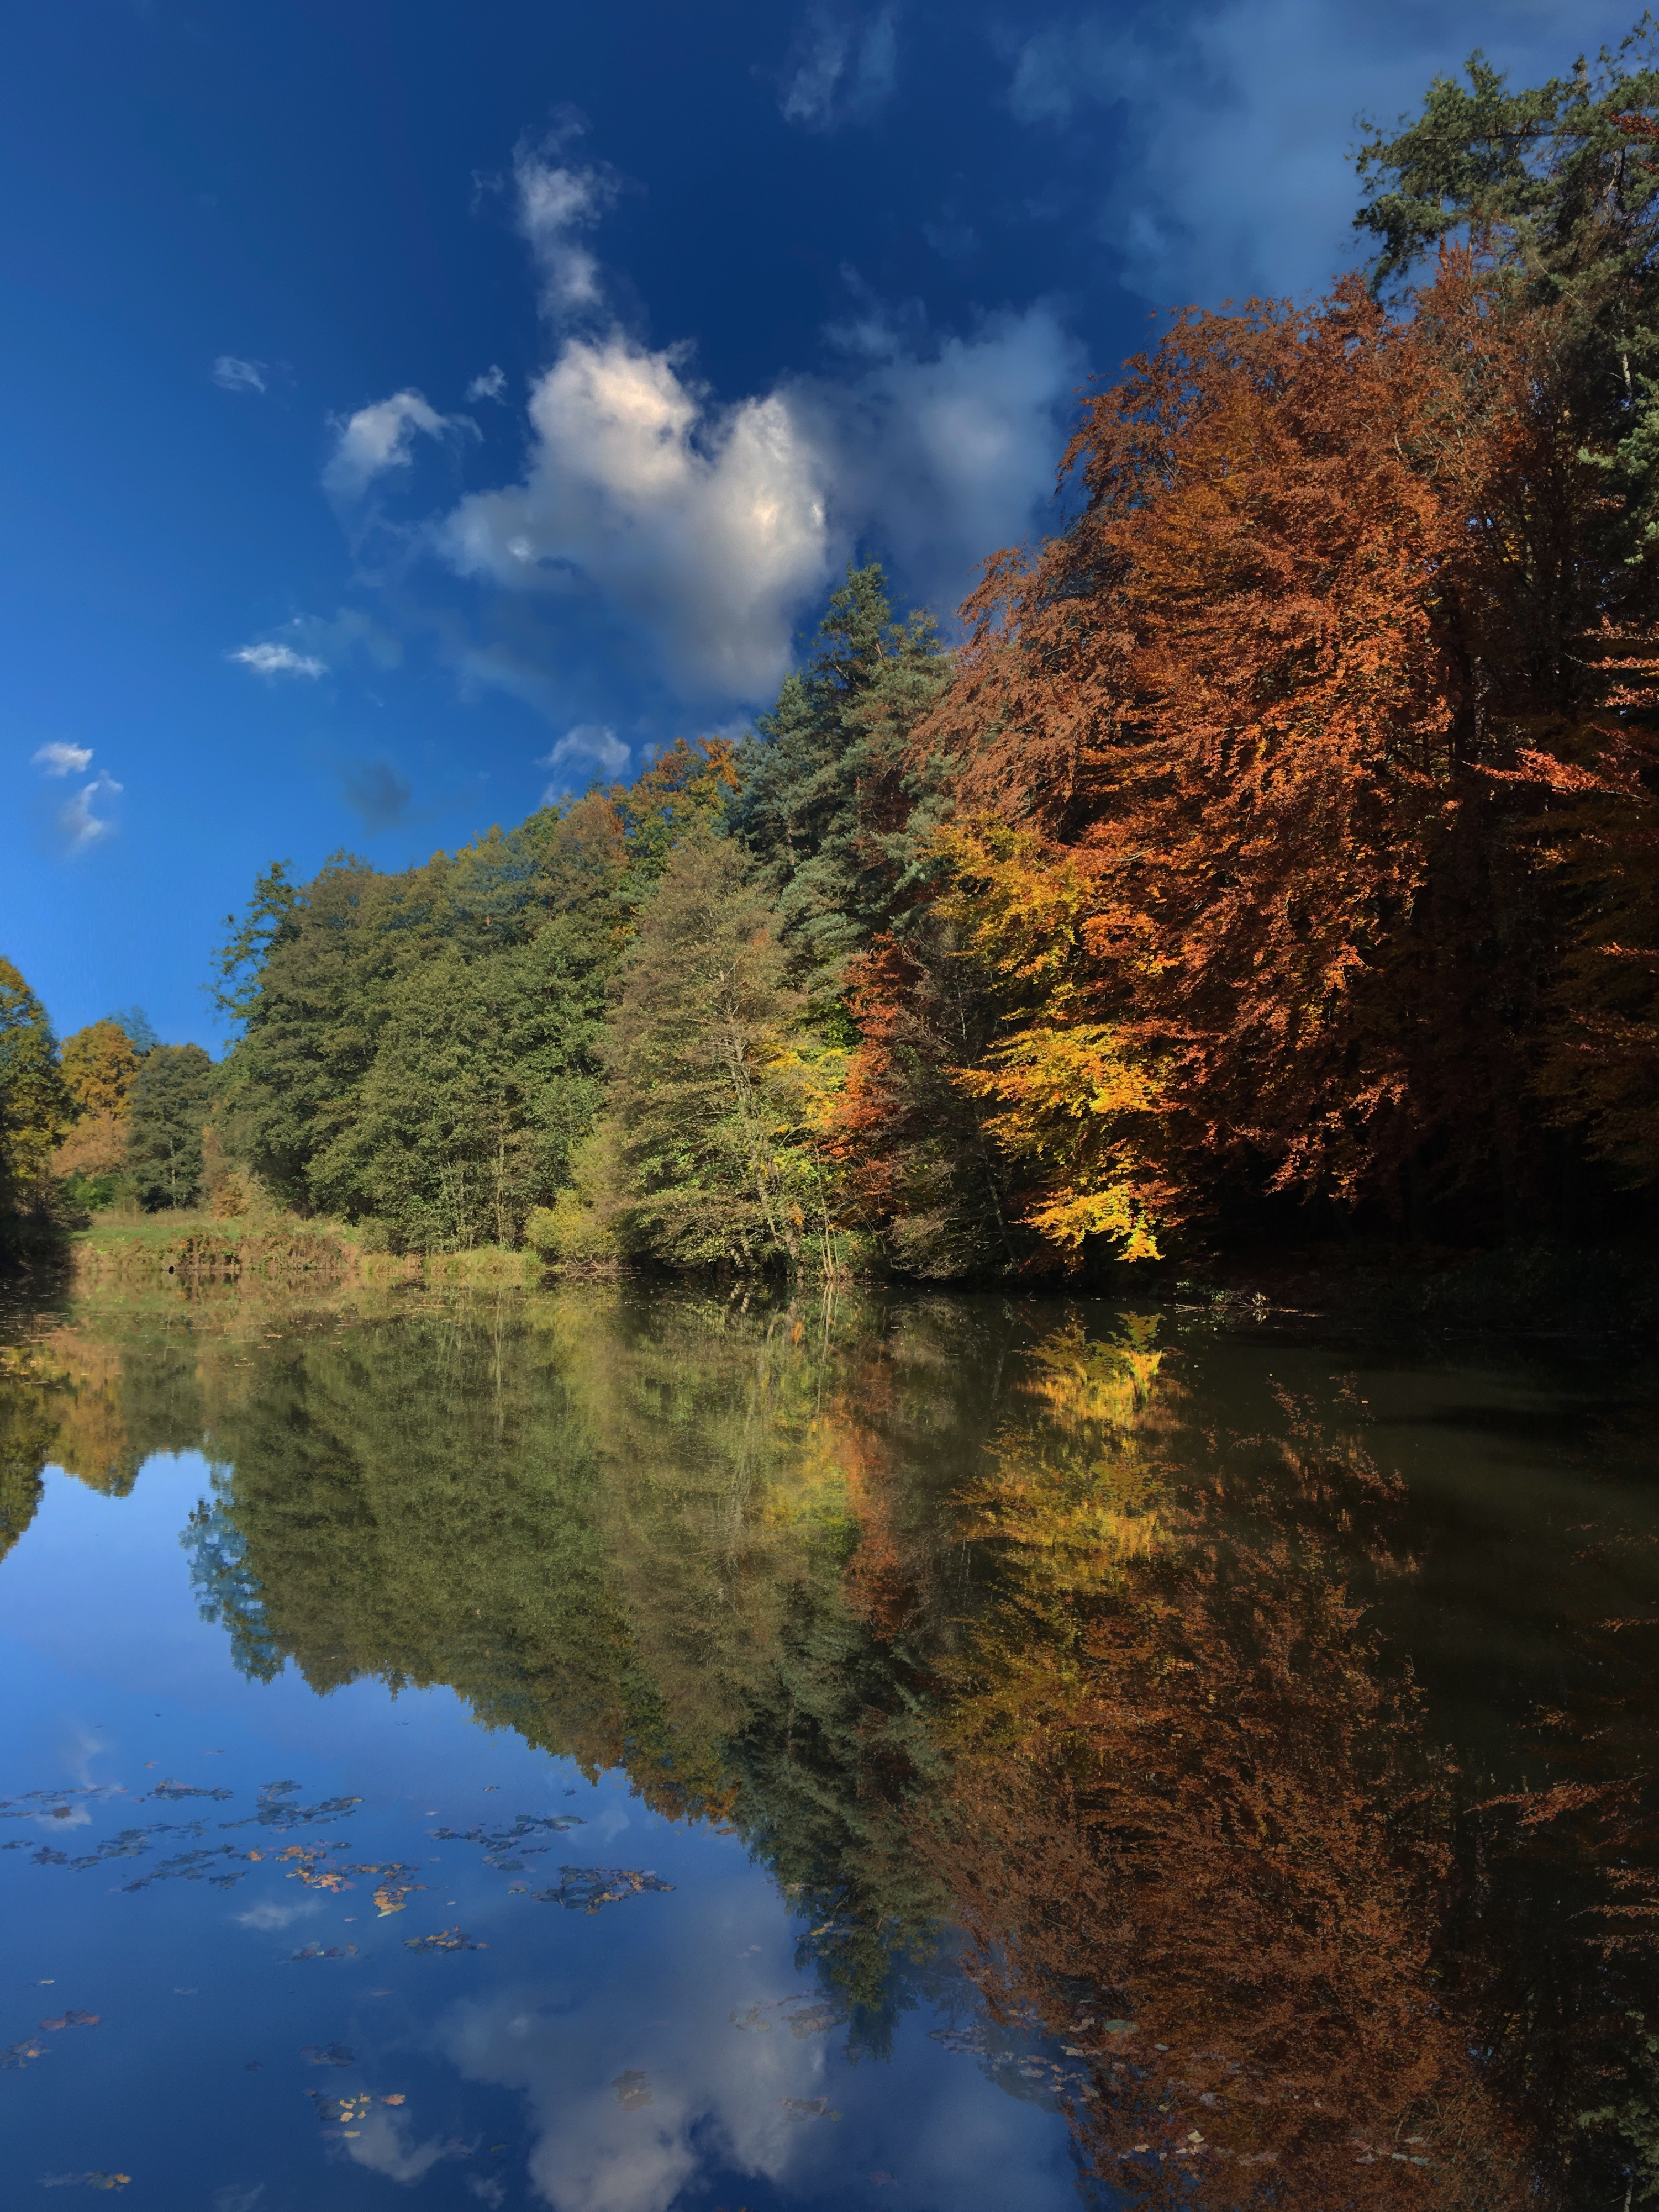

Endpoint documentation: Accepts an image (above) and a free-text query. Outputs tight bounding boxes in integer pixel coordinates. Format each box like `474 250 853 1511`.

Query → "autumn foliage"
831 246 1659 1264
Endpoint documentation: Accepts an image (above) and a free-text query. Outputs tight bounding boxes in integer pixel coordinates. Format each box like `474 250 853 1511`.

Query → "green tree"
127 1043 214 1210
604 832 842 1271
309 918 610 1249
730 563 954 986
0 955 70 1228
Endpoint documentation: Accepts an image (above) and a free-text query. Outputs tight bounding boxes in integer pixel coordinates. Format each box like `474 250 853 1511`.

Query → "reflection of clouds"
233 1897 322 1932
442 1891 818 2212
588 1801 630 1844
344 2107 467 2185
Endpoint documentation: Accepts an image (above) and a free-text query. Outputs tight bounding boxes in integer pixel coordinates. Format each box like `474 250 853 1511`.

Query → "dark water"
2 1280 1658 2210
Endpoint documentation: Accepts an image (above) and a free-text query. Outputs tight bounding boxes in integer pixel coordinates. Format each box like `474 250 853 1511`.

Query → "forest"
6 32 1659 1281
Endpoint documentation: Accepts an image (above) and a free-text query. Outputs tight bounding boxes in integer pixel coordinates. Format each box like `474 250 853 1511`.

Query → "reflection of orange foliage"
35 1333 138 1495
914 1351 1524 2205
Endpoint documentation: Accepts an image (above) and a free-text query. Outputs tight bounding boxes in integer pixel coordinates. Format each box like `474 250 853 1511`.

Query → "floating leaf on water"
144 1781 233 1803
532 1867 673 1914
402 1927 486 1952
383 2093 405 2105
222 1792 362 1834
778 2097 841 2123
122 1845 249 1892
730 2007 772 2032
39 2013 98 2031
306 2090 376 2124
371 1882 424 1916
612 2071 652 2110
39 2174 132 2190
285 1944 361 1963
0 2038 49 2068
299 2043 356 2067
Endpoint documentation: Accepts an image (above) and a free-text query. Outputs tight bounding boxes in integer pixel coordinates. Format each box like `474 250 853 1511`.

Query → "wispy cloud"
322 389 462 501
539 723 629 798
230 642 327 678
33 740 93 777
59 771 122 856
339 757 413 832
467 365 507 402
781 6 899 130
512 127 618 320
1000 0 1613 305
213 355 267 394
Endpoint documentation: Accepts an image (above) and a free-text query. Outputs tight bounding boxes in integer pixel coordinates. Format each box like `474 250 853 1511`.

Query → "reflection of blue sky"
0 1458 1082 2210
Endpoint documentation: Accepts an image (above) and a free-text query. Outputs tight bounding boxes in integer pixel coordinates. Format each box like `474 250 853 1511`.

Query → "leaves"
532 1867 674 1914
402 1927 487 1952
299 2043 355 2067
612 2070 652 2110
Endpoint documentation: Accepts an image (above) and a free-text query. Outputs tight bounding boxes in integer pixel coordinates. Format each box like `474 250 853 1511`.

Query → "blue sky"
1 0 1637 1048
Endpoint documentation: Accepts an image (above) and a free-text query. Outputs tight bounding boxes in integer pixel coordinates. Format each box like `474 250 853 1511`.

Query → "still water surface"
2 1281 1657 2209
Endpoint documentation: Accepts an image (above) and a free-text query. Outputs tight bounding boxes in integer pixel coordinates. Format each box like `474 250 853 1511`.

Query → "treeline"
8 33 1659 1276
0 974 223 1253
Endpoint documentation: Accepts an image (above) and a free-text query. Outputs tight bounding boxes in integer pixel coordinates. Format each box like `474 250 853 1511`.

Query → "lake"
1 1277 1655 2209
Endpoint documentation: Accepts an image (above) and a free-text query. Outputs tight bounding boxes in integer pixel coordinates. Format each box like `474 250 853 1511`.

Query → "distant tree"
60 1020 140 1117
604 832 844 1271
101 1005 160 1054
0 956 71 1224
127 1043 214 1210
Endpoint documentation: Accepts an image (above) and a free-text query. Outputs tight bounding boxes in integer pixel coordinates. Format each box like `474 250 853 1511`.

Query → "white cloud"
468 365 508 402
323 389 458 501
213 355 267 394
539 723 630 798
59 771 122 856
781 7 899 129
33 741 93 777
514 138 617 318
230 642 327 678
441 334 831 701
1003 0 1632 305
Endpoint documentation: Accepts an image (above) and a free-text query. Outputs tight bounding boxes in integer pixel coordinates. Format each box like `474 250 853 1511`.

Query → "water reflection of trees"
9 1285 1659 2199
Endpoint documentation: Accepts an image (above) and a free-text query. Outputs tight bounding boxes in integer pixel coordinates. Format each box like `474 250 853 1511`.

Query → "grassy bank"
68 1212 545 1291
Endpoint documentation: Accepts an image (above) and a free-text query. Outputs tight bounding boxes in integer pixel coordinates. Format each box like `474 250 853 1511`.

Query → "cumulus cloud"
339 757 414 833
59 771 122 856
781 7 899 129
433 295 1079 704
441 334 831 701
539 723 629 798
1003 0 1629 305
323 389 460 501
213 355 267 393
467 365 508 402
230 642 327 678
33 741 93 777
513 135 617 319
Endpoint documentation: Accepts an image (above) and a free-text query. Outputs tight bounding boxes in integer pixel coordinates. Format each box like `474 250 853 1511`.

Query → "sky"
1 0 1640 1048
